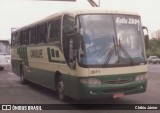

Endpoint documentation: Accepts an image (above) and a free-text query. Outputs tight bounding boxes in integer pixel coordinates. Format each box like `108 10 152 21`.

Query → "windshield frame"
76 13 147 68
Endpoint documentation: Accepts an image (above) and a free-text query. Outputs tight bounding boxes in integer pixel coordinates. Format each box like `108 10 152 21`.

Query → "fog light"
80 78 102 85
135 74 147 82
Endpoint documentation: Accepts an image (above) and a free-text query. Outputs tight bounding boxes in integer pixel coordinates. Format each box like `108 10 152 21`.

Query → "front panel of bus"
68 14 147 99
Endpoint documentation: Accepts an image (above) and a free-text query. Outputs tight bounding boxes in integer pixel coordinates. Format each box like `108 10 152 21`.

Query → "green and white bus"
11 8 149 100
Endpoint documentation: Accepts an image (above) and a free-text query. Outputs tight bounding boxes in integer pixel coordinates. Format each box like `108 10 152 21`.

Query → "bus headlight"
135 74 147 82
80 78 102 85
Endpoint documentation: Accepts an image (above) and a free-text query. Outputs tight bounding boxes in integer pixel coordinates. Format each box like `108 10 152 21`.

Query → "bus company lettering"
30 49 43 58
69 39 73 60
68 39 76 69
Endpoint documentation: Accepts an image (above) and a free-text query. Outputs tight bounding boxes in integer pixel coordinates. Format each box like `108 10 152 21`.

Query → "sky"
0 0 160 40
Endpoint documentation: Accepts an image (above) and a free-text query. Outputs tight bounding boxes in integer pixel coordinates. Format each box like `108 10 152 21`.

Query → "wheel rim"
58 80 64 100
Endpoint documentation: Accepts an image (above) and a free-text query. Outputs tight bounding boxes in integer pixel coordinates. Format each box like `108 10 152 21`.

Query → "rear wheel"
57 76 66 101
0 67 4 71
20 66 27 84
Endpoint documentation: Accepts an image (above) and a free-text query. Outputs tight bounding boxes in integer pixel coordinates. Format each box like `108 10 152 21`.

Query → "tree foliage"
146 38 160 58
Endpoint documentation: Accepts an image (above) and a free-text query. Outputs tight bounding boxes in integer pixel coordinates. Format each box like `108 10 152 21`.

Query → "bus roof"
12 8 140 33
60 8 139 16
46 8 140 22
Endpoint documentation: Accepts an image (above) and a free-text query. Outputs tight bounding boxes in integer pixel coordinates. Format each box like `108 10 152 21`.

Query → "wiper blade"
103 47 115 65
103 35 117 65
119 39 134 64
103 36 134 66
113 35 118 55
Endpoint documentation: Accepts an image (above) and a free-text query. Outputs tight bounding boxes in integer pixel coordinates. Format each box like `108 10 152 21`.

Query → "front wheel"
57 76 66 101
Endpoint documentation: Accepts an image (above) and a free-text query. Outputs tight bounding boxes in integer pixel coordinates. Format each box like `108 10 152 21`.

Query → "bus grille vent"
104 79 132 84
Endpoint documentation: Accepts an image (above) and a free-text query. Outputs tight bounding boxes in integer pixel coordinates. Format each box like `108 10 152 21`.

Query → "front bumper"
77 80 147 100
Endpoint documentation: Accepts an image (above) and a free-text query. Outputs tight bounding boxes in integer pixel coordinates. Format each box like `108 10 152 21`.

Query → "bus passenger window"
26 29 30 45
16 32 21 45
30 27 37 44
19 31 23 45
21 30 29 45
48 19 61 43
37 24 47 44
11 33 16 46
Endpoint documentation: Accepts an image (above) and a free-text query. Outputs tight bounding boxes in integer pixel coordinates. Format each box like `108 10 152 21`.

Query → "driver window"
63 14 74 35
48 18 61 44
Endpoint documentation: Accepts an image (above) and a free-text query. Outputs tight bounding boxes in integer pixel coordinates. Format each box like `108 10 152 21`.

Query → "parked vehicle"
147 56 160 64
0 40 11 70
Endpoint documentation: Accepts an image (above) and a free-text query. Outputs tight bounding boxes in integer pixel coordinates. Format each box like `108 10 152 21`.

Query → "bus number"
91 70 100 74
128 18 140 25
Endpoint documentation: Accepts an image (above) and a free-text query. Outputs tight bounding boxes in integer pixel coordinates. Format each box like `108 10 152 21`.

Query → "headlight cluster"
80 78 102 85
135 74 147 81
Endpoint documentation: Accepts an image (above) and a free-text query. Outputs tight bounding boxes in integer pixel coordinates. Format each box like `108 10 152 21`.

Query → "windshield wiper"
103 35 117 65
103 35 134 66
118 39 134 64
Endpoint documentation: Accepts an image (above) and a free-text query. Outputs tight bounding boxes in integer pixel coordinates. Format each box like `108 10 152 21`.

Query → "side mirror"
142 26 149 49
144 35 149 49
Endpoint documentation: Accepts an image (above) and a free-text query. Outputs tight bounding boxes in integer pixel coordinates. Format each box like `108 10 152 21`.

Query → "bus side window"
30 27 37 44
62 14 77 69
19 31 23 45
11 33 16 46
48 18 61 44
16 32 21 46
25 29 30 45
37 23 47 44
21 30 28 45
63 14 74 34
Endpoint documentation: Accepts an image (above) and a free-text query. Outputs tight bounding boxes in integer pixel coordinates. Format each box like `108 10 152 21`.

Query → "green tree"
146 38 160 58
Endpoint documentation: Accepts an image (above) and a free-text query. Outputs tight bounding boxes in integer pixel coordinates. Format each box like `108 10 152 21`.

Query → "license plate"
113 92 124 99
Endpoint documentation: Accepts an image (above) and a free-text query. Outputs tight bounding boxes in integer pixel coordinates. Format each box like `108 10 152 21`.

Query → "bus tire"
57 76 66 101
0 67 4 71
20 66 27 84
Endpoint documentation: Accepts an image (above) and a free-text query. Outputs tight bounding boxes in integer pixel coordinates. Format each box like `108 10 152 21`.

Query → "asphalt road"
0 65 160 113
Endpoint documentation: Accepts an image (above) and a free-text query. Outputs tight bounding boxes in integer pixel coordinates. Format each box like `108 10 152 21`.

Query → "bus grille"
104 79 133 84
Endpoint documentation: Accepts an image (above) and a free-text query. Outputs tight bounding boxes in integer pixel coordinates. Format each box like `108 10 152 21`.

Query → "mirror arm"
142 26 148 33
142 26 149 49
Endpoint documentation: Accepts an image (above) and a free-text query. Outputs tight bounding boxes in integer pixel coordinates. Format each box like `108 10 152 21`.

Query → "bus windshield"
78 14 145 66
0 41 10 55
